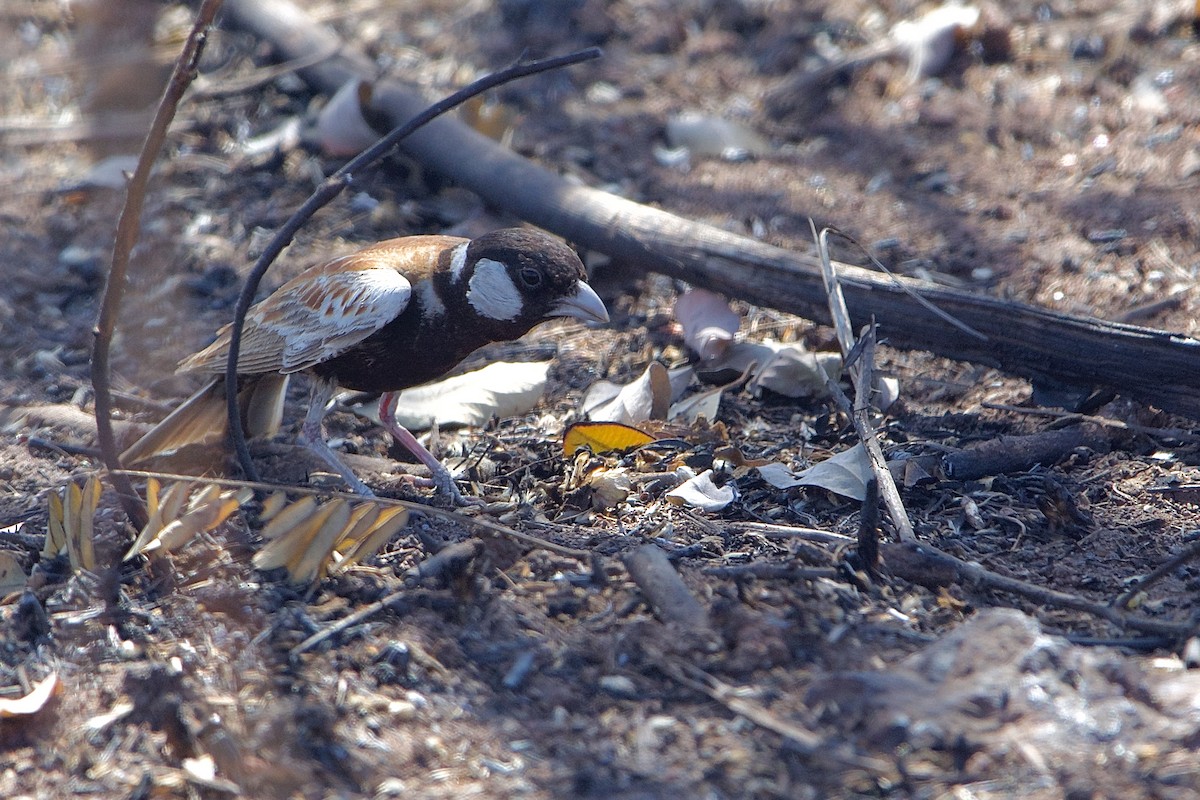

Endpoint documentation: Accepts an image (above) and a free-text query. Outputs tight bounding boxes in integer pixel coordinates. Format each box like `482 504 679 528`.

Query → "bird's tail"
121 374 289 468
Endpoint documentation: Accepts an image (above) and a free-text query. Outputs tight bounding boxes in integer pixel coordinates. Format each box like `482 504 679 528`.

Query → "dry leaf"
44 490 65 559
0 552 26 595
354 361 550 431
254 498 354 584
563 421 655 456
674 288 740 363
126 481 251 560
316 78 381 156
702 340 841 399
253 495 411 582
666 469 737 511
261 495 318 540
758 445 873 501
0 673 58 718
259 491 290 522
587 467 633 510
665 113 769 159
43 476 100 572
584 362 672 423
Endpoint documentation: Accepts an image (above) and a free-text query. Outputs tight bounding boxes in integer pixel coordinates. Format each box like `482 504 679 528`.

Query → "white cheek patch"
417 278 445 319
467 258 523 321
448 242 470 283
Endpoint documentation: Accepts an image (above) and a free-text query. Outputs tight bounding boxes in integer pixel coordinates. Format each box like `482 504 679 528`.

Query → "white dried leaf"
584 362 672 424
587 467 633 510
316 78 381 157
674 289 740 363
758 445 873 501
355 361 551 431
666 469 736 512
665 113 769 159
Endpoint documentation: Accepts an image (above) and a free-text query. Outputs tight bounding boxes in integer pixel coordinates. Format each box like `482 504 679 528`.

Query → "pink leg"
379 392 478 507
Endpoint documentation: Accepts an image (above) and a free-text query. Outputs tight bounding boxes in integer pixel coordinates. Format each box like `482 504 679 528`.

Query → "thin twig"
726 522 854 543
91 0 224 531
885 541 1200 639
813 223 916 542
981 401 1200 443
225 47 602 482
702 564 841 580
657 658 824 752
1113 537 1200 610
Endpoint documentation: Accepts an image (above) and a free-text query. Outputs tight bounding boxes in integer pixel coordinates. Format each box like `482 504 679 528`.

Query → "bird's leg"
378 392 479 507
299 379 375 496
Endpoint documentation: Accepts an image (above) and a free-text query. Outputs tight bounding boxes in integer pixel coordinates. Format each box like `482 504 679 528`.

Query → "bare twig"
884 541 1199 639
726 522 854 544
622 544 712 631
702 564 841 581
655 658 825 754
981 402 1200 443
1113 537 1200 610
91 0 224 530
814 224 916 542
224 47 601 483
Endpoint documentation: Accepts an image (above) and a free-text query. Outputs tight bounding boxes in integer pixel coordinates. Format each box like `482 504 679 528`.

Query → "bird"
121 227 610 504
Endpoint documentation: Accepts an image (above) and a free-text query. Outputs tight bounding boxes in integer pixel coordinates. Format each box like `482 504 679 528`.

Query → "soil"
3 1 1200 798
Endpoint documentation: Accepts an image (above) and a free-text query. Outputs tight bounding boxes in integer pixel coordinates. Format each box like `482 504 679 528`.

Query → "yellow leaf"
563 421 655 457
0 673 58 718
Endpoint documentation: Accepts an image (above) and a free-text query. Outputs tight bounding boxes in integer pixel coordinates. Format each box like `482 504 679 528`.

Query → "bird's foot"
430 464 485 508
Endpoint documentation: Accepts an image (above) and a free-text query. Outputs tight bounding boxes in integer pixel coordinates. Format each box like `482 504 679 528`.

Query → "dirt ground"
3 1 1200 798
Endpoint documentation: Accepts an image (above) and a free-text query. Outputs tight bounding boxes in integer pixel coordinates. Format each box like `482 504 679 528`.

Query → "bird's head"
453 228 609 337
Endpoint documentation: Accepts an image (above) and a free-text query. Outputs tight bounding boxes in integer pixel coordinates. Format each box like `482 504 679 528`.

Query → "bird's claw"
431 469 485 508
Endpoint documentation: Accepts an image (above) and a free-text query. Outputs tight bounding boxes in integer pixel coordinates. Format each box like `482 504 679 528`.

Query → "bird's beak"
549 280 609 325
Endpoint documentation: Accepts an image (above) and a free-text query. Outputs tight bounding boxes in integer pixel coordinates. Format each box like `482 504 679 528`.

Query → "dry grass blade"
44 491 66 559
252 497 345 575
125 480 251 560
333 506 409 573
43 476 101 572
251 495 412 585
287 498 351 585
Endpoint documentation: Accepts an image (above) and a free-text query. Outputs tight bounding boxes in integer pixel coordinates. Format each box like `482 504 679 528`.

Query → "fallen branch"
883 540 1198 639
222 0 1200 418
622 544 712 632
941 424 1111 481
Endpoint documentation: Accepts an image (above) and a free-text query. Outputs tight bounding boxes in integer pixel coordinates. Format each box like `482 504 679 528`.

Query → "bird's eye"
518 267 543 289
